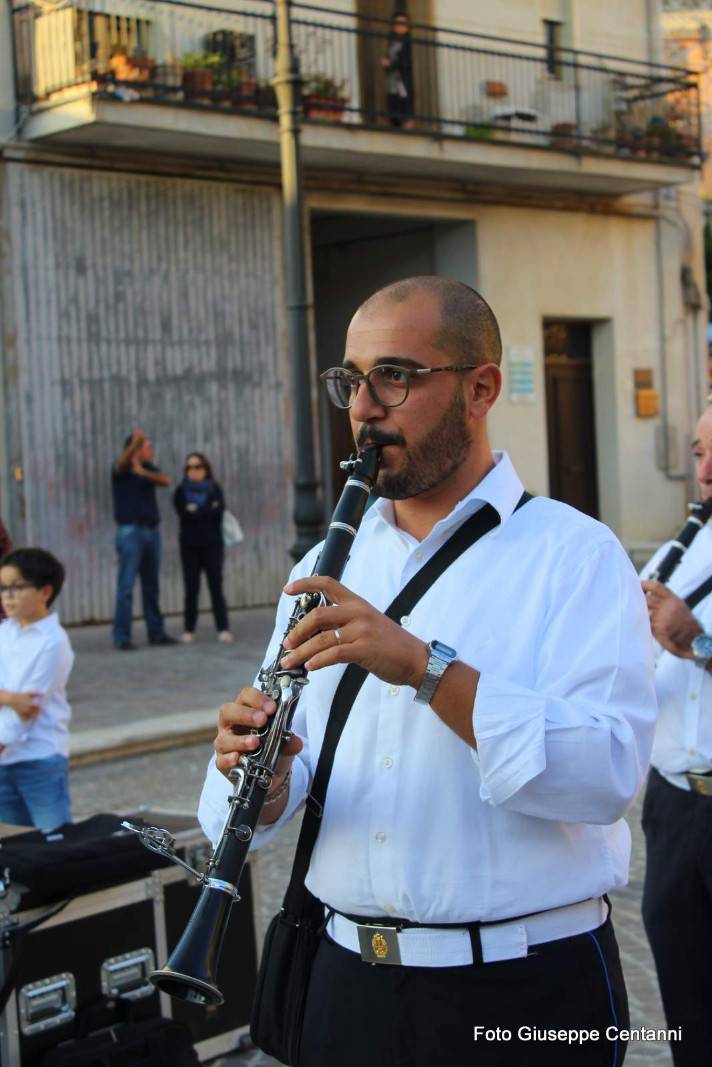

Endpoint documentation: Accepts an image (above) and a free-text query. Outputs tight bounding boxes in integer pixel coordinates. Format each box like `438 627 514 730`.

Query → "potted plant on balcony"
106 49 156 98
228 70 258 110
181 52 223 102
256 79 277 113
154 56 183 102
463 122 495 141
549 121 577 150
302 76 348 121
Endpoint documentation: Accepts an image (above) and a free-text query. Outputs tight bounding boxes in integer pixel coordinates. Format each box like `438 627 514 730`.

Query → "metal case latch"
100 947 156 1000
18 973 76 1035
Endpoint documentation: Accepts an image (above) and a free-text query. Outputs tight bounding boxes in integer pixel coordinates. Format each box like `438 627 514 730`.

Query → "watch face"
692 634 712 660
430 640 457 660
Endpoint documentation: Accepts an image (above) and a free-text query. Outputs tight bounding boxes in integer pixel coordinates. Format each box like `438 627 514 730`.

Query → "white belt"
326 897 609 968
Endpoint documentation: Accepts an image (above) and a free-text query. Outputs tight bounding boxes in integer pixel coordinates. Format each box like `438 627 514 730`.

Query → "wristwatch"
414 640 457 705
690 633 712 667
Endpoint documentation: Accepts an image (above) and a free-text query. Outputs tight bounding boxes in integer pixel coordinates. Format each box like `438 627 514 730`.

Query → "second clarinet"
651 499 712 585
122 445 381 1006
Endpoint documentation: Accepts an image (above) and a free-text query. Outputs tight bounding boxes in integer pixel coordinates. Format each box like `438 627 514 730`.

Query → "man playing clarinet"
201 277 657 1066
640 404 712 1067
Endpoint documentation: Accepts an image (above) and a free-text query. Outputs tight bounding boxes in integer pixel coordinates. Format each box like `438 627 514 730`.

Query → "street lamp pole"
272 0 323 561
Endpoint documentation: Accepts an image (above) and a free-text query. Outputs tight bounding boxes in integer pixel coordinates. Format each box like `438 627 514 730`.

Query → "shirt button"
400 615 411 627
375 832 387 844
382 757 394 769
689 693 699 701
384 902 396 914
688 748 697 756
389 685 400 696
413 551 423 562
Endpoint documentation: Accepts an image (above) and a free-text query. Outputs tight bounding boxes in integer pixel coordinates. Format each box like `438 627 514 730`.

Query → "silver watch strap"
414 649 451 705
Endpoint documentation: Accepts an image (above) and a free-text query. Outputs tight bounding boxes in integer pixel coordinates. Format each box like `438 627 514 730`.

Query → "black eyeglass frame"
0 582 36 596
319 362 479 410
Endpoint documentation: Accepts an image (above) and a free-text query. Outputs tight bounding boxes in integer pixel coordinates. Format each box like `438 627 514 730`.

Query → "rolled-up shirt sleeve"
0 708 27 747
472 541 657 824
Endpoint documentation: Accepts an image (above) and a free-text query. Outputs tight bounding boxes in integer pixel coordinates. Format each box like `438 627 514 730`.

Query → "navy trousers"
299 917 629 1066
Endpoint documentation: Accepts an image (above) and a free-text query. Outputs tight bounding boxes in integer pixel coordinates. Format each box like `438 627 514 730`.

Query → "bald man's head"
355 277 502 368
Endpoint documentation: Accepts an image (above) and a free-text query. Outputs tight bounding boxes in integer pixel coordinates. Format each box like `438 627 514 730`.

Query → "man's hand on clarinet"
280 576 429 689
641 579 703 659
214 687 303 818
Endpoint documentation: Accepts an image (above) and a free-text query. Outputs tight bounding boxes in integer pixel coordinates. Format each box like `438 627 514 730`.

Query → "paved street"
67 609 277 732
64 613 673 1066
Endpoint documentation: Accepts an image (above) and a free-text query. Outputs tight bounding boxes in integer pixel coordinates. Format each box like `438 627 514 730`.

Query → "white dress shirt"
642 525 712 789
0 614 74 763
200 452 657 924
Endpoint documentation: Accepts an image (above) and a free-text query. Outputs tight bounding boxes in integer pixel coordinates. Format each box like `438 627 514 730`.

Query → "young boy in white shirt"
0 548 74 829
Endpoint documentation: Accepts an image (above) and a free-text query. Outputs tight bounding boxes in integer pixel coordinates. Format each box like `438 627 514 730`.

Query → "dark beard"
371 386 470 500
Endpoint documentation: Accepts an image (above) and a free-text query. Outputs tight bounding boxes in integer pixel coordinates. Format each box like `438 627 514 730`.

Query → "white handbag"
222 510 244 547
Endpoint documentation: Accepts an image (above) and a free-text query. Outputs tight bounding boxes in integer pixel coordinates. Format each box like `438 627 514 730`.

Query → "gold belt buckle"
357 924 402 965
687 772 712 796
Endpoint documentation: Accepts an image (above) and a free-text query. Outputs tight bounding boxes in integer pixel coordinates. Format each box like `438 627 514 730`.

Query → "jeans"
0 754 71 830
113 524 166 645
180 543 229 632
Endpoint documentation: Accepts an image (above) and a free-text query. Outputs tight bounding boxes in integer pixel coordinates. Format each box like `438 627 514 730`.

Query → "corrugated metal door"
6 162 293 624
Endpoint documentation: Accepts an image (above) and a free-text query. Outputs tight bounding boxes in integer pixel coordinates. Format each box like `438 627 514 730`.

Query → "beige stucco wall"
434 0 653 60
478 200 695 545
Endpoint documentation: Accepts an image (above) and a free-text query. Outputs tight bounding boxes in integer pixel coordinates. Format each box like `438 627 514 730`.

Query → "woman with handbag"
173 452 233 644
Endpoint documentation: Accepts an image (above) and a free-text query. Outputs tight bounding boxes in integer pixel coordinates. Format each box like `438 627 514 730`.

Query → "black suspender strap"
685 574 712 611
283 491 532 913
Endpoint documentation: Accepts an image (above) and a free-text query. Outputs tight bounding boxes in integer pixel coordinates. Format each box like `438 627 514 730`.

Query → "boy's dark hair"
0 548 66 606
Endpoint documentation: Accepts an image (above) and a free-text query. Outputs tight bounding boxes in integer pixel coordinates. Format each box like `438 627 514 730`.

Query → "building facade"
0 0 706 622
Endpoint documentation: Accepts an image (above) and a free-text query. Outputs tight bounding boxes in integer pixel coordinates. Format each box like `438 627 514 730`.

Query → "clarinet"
651 499 712 585
122 446 381 1006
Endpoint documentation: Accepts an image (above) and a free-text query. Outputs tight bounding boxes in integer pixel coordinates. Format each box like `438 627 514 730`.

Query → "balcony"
9 0 703 197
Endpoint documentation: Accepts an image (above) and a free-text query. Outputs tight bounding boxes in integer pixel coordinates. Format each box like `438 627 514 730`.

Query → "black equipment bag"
251 495 532 1065
40 996 199 1067
0 814 172 908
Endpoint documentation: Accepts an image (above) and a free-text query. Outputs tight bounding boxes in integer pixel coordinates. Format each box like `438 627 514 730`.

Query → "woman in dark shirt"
173 452 232 643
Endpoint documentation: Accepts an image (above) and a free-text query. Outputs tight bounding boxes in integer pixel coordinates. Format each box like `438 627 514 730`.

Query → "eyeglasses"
0 583 35 596
185 464 206 471
320 363 478 410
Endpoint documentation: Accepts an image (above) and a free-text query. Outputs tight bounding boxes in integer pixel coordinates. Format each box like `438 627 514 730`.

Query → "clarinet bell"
150 883 234 1006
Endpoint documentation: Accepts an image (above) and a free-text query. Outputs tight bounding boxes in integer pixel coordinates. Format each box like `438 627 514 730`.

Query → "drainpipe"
654 200 687 482
648 1 687 482
682 262 705 435
273 0 324 561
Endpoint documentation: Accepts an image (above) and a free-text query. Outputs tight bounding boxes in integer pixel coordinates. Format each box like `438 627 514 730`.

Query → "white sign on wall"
508 346 536 404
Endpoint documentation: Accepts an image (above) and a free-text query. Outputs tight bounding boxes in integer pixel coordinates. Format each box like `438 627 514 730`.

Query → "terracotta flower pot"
549 122 577 150
303 94 346 121
109 55 155 84
182 68 213 99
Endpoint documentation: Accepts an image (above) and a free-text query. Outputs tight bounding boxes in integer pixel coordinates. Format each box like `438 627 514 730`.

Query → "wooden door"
544 322 599 518
355 0 439 128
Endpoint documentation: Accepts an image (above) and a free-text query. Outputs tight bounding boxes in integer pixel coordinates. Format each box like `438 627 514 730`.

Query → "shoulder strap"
283 491 532 911
685 574 712 611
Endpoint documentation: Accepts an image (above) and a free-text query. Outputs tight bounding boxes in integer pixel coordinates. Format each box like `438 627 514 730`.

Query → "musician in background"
640 404 712 1067
201 277 657 1066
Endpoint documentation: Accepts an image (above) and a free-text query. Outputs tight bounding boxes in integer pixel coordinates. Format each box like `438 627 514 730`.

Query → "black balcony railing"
10 0 702 166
